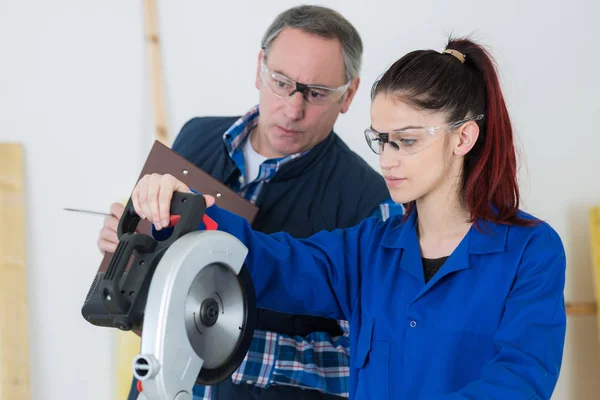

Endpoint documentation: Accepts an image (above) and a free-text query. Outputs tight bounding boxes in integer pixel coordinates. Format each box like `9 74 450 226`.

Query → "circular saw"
81 192 256 400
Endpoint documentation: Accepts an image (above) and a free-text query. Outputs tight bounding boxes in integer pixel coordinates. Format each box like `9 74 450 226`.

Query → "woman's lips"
384 176 407 187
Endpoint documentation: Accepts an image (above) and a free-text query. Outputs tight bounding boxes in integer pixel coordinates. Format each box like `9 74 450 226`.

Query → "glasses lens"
262 63 345 106
364 129 383 154
387 129 443 154
263 71 293 97
304 87 342 105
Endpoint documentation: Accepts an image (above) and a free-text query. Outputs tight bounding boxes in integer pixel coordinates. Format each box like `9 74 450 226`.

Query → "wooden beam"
0 143 30 399
115 1 172 398
565 301 597 316
114 196 143 399
589 206 600 338
142 0 169 145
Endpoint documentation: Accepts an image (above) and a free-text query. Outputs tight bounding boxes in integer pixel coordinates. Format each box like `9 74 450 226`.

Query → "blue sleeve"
202 204 375 321
431 224 567 400
370 197 404 221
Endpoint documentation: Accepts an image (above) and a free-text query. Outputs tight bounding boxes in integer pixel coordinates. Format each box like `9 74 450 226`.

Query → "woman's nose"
379 146 401 170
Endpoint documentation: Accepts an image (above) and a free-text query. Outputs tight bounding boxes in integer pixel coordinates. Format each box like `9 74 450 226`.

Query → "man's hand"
97 202 125 254
132 173 214 230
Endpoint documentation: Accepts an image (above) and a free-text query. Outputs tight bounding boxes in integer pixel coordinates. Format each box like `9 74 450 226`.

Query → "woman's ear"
454 121 480 156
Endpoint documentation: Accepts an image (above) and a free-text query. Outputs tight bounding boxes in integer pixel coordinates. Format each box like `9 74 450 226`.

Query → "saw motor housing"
81 192 207 332
81 192 257 398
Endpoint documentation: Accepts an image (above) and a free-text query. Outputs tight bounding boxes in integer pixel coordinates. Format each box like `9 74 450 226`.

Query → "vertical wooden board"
115 196 141 400
117 0 171 397
115 331 140 399
116 0 171 396
143 0 169 146
589 206 600 342
0 143 30 399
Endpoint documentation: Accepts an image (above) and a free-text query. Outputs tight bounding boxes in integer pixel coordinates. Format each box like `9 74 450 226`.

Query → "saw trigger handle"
118 191 208 244
82 191 212 332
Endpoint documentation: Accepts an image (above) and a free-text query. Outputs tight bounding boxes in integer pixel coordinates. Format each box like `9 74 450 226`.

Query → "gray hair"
260 5 363 83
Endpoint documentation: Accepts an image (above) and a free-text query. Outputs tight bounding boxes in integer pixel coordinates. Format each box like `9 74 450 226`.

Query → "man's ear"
255 51 264 90
454 121 480 156
340 77 360 114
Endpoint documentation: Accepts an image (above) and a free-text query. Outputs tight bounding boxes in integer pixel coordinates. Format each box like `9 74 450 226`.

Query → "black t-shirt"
422 256 450 283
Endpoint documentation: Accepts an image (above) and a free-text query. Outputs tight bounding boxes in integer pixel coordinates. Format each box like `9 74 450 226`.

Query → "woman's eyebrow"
371 124 425 132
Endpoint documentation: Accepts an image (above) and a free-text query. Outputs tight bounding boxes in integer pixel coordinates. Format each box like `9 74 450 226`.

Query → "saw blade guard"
133 228 256 400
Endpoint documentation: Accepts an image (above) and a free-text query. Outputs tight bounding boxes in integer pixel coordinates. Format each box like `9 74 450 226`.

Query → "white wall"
1 0 599 398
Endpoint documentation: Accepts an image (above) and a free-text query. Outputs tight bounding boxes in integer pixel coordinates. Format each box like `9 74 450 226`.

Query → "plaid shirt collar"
222 105 309 185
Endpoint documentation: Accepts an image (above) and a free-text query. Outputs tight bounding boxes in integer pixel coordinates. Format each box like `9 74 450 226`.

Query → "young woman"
133 38 566 399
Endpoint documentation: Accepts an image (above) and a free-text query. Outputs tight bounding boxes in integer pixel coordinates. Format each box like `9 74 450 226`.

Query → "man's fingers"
98 238 118 254
104 216 119 233
97 224 119 253
109 202 125 219
99 226 119 244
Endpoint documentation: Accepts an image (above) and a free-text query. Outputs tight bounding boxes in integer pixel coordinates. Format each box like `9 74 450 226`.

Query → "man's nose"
283 91 306 121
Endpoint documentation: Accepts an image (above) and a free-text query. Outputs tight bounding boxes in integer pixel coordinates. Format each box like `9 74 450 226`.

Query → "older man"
99 5 402 400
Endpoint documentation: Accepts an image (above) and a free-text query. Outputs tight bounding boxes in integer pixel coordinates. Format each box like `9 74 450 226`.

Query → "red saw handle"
166 214 218 230
202 214 218 230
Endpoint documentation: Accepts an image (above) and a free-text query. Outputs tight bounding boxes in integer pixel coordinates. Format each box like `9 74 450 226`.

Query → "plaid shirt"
193 106 403 399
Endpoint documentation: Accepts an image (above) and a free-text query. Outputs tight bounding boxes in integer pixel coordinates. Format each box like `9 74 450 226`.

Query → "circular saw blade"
184 262 256 385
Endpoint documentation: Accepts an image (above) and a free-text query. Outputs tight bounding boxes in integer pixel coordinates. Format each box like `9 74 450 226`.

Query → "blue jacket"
138 115 396 400
201 204 567 399
172 116 392 237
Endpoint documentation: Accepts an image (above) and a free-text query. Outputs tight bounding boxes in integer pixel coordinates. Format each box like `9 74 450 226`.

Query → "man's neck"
250 124 285 159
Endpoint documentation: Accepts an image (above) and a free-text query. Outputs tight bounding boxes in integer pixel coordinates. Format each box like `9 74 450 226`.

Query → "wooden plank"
589 207 600 338
114 195 142 399
116 1 171 397
142 0 169 146
115 330 140 399
0 143 30 399
565 301 597 316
